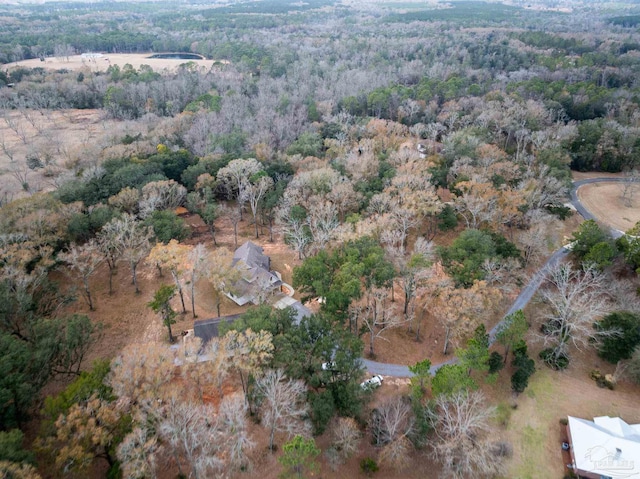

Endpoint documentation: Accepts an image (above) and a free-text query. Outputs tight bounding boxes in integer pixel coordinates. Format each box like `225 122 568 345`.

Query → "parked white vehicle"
321 362 337 371
360 375 383 390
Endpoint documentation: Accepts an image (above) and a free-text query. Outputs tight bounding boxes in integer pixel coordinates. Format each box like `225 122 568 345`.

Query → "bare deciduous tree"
116 426 161 479
205 336 232 398
241 174 274 239
97 223 122 295
350 287 410 357
139 180 187 218
223 329 274 406
370 397 414 471
427 279 501 355
101 214 153 294
277 203 311 260
186 243 208 318
204 246 240 317
430 391 508 479
454 180 498 230
58 239 103 310
329 417 361 465
518 164 568 211
217 158 264 199
177 336 209 401
306 199 339 252
255 368 310 451
2 112 28 145
219 393 255 471
621 169 640 207
388 238 433 338
221 203 242 248
389 207 419 254
370 397 414 447
147 240 190 314
54 43 74 61
517 210 558 267
108 187 140 215
158 394 224 479
108 342 175 407
538 263 611 363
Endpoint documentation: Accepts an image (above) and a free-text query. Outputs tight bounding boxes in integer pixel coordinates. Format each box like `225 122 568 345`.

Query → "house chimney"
614 448 622 460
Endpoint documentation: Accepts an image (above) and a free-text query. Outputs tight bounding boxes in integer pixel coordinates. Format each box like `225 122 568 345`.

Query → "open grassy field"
578 181 640 232
5 53 223 74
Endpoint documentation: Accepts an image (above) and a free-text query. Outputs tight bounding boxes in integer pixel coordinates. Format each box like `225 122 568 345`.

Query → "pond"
147 53 206 60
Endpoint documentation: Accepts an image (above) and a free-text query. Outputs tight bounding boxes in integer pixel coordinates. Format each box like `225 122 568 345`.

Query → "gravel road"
363 177 622 377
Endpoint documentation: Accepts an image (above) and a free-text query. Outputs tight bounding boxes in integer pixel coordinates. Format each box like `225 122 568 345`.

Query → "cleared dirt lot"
578 181 640 231
6 53 223 73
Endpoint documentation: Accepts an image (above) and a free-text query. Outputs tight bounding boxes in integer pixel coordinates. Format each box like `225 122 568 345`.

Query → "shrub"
595 311 640 363
488 351 505 374
545 204 572 220
512 339 528 359
360 457 379 476
278 435 320 479
144 210 190 243
492 441 513 458
309 390 335 435
438 229 521 287
569 219 612 261
539 348 569 370
511 365 534 393
437 204 458 231
286 132 324 158
590 369 615 389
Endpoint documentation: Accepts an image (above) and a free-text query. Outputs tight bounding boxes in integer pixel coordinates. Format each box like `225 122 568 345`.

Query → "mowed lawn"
504 360 640 479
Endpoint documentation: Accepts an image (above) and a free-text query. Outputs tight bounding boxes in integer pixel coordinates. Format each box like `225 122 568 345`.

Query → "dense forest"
2 0 640 478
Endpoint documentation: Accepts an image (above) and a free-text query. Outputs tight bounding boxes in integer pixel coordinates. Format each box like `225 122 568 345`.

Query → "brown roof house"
566 415 640 479
190 242 311 347
225 241 283 306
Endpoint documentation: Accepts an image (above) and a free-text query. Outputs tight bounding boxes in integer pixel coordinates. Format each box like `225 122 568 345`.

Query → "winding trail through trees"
363 177 625 377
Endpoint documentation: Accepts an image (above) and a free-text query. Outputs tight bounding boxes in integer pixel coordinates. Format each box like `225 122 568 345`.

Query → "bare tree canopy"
430 391 509 479
538 262 611 365
255 368 310 451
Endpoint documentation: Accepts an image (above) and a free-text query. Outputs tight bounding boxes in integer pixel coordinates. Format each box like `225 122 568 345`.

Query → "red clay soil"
40 204 591 479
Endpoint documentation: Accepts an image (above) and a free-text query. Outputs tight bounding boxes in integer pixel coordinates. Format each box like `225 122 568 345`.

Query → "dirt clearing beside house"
578 182 640 231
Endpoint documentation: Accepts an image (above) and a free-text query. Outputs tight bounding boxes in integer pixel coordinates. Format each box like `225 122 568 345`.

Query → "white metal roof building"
567 415 640 479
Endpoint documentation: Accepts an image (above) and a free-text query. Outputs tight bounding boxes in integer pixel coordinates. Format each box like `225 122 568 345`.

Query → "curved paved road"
363 177 625 377
572 178 627 238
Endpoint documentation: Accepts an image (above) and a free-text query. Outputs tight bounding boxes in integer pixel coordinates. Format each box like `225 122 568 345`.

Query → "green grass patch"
495 402 512 428
515 425 546 479
507 368 560 479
